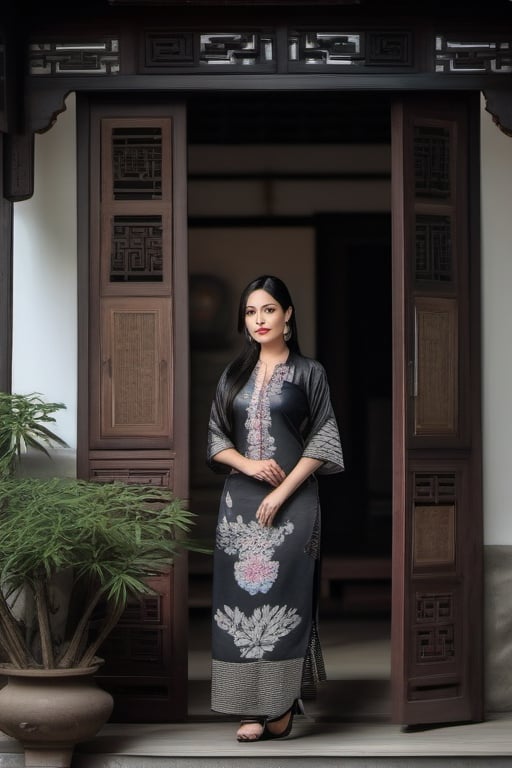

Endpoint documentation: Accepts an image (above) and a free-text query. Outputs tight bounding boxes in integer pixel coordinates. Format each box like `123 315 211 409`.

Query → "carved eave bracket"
26 82 71 136
3 84 70 202
483 87 512 138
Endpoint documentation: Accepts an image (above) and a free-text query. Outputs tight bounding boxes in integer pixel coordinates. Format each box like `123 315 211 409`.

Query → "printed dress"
207 352 344 718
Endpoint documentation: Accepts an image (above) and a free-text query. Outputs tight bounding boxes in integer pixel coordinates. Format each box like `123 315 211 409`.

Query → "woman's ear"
285 307 293 322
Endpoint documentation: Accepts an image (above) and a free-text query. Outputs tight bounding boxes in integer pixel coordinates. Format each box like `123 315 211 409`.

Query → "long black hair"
215 275 301 436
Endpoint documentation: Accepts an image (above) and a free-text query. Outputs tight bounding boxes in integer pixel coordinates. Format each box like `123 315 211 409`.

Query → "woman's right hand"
242 458 286 487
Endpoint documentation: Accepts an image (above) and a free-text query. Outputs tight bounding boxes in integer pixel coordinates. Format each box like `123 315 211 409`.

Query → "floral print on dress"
245 362 293 460
214 604 302 659
217 515 294 595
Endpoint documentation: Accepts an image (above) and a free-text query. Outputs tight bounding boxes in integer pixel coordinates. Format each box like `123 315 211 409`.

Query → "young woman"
207 275 344 741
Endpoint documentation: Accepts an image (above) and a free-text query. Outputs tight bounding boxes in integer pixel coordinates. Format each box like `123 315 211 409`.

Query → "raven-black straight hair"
214 275 301 436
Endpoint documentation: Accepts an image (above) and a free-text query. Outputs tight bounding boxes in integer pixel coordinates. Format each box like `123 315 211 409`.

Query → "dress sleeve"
206 368 235 474
302 361 344 475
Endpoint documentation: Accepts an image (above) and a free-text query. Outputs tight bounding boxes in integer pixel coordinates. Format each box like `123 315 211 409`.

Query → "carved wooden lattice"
414 472 456 503
435 36 512 73
416 625 455 663
143 31 274 69
29 41 120 75
200 33 273 65
415 216 452 283
112 127 162 200
416 593 453 623
26 30 512 77
414 126 451 198
111 216 163 282
288 30 412 68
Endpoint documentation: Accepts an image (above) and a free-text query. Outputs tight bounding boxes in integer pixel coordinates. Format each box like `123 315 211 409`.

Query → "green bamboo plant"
0 392 68 478
0 392 199 670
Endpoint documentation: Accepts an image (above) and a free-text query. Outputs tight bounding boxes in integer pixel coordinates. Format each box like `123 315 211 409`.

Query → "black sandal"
260 699 303 741
236 717 265 742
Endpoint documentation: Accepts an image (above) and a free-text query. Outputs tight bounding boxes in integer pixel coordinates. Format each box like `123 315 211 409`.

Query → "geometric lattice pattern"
414 473 457 503
29 40 120 75
289 31 412 67
416 593 453 623
200 33 274 66
289 32 363 65
367 32 411 66
111 216 163 282
145 32 195 65
144 31 275 69
417 625 455 662
414 125 450 198
119 596 162 625
435 36 512 73
112 127 162 200
415 215 452 283
99 628 163 664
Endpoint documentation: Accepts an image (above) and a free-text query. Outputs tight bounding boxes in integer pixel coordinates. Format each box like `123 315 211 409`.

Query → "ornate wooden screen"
391 96 483 726
84 103 188 722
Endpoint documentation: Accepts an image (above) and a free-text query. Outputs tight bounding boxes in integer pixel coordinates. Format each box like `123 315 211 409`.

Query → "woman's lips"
256 329 269 334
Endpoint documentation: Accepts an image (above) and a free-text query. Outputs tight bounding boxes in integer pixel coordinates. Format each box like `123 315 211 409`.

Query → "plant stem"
79 601 126 669
58 588 104 668
34 580 55 668
0 589 33 668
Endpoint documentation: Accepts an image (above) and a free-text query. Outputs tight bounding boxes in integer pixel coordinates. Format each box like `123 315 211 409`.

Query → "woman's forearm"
275 457 323 500
211 448 250 473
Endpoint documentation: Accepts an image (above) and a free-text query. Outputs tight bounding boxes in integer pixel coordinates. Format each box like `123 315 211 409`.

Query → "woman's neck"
258 342 289 365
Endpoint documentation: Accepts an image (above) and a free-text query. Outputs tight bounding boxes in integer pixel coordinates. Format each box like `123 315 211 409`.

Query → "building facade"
2 0 512 727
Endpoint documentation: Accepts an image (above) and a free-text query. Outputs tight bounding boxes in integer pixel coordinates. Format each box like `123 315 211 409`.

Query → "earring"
284 322 292 342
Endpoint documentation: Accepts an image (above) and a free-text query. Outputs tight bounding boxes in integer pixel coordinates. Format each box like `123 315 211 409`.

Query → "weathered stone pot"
0 661 113 768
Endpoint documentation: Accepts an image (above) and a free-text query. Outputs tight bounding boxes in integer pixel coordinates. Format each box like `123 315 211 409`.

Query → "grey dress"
207 352 344 718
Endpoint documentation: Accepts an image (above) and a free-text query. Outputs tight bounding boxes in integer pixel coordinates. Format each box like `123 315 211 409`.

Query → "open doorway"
185 92 392 721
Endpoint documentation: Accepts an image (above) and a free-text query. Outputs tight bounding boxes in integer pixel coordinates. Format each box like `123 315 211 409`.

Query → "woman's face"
244 289 292 347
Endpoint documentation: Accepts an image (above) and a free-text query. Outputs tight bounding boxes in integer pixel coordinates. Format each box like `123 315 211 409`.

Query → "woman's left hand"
256 488 288 527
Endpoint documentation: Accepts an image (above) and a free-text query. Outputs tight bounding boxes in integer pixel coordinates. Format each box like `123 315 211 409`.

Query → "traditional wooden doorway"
77 89 482 727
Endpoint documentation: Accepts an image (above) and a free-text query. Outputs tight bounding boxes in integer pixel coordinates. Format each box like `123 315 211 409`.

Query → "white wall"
480 96 512 544
12 93 77 456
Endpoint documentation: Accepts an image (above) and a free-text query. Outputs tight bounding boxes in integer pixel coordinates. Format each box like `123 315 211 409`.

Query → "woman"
207 275 344 741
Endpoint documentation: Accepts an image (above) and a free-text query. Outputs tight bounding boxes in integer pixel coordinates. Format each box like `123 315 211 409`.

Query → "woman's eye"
265 307 275 314
246 309 255 316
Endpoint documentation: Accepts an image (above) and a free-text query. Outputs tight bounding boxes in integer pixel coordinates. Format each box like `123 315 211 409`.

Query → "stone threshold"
2 713 512 766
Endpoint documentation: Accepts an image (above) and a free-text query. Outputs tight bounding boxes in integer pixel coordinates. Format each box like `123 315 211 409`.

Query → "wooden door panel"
414 297 458 436
391 96 483 726
99 297 172 441
81 101 189 722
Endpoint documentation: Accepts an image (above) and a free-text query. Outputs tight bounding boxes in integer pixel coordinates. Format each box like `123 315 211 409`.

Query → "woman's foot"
264 709 293 737
236 718 265 742
261 699 302 740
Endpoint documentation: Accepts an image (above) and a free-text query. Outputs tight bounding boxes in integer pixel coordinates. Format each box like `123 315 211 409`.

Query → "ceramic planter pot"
0 662 113 768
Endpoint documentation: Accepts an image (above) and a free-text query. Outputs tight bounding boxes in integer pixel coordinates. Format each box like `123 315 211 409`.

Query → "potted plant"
0 392 198 767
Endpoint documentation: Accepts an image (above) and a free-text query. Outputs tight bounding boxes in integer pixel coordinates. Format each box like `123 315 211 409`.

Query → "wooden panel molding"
413 504 456 569
98 297 172 442
414 296 458 437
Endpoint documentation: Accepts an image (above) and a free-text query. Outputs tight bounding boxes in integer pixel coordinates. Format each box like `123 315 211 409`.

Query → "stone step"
1 715 512 768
